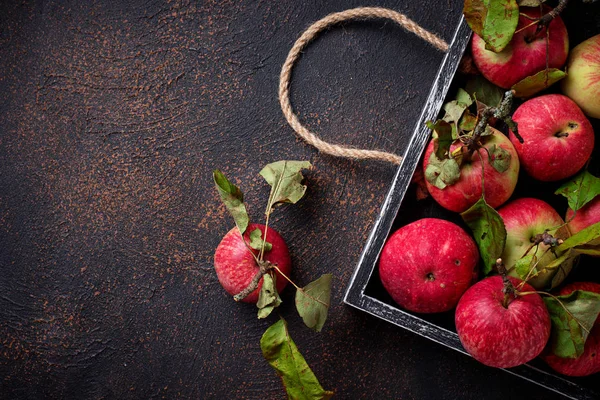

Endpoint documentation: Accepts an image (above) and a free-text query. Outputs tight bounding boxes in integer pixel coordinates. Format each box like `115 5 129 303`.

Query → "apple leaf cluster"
213 161 334 399
425 88 513 191
466 1 569 96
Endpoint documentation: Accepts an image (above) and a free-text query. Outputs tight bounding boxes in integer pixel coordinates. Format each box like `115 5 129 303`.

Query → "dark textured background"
1 1 599 399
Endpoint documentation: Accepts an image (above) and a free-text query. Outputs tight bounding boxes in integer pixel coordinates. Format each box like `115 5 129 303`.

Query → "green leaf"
465 75 504 107
464 0 519 53
261 318 334 400
543 290 600 358
518 0 546 6
257 273 282 319
488 144 511 173
260 161 312 214
514 254 537 280
249 228 273 252
425 153 461 190
443 101 468 126
558 221 600 253
295 274 332 332
574 247 600 256
549 250 576 290
555 170 600 212
511 69 567 98
461 196 507 275
427 120 455 159
213 170 250 234
455 88 473 107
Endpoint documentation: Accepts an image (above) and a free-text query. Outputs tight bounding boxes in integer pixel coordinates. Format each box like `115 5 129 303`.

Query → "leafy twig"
466 91 522 153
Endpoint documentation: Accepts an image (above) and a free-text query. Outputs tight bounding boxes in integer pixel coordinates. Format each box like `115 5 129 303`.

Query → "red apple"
567 197 600 237
471 6 569 89
214 224 291 303
562 34 600 119
542 282 600 376
498 198 572 290
423 128 519 213
455 276 551 368
509 94 595 182
379 218 479 313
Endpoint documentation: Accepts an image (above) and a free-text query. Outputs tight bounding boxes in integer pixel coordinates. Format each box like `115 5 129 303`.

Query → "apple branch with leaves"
464 0 575 97
214 160 334 399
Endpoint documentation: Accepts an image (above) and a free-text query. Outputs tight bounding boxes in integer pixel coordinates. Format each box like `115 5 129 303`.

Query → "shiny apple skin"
509 94 594 182
379 218 479 314
456 276 550 368
562 34 600 119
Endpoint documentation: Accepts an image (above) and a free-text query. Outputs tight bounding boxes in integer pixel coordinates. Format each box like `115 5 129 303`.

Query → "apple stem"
467 91 521 154
496 258 517 308
531 230 563 247
233 260 275 302
536 0 569 34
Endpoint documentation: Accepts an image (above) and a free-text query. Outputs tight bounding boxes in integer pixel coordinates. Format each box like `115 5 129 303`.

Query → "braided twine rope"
279 7 449 165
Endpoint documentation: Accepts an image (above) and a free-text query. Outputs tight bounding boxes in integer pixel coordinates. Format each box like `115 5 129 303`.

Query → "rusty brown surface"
1 0 599 399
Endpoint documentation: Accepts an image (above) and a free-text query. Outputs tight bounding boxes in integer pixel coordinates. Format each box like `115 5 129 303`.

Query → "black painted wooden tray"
344 16 600 400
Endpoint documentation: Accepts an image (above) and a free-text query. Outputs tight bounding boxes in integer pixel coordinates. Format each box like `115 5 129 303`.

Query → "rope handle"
279 7 449 165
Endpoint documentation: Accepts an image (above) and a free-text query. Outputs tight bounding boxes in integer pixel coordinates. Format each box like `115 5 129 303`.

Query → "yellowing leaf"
544 290 600 358
427 120 455 159
261 318 334 400
512 69 567 98
295 274 332 332
488 144 511 173
260 161 312 214
249 228 272 252
425 153 461 190
257 273 281 319
213 170 250 234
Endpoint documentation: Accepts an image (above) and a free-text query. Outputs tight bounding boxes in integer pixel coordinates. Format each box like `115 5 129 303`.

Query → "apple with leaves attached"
562 34 600 119
455 275 550 368
471 6 569 89
423 128 520 213
379 218 479 313
509 94 595 182
215 224 291 303
498 198 572 290
542 282 600 377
